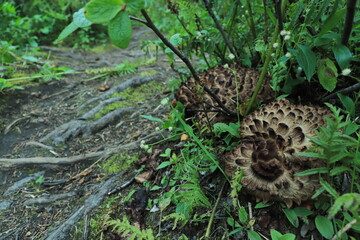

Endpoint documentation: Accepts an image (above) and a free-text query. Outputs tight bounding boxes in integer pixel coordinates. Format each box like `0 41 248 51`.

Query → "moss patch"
94 80 163 119
101 152 139 174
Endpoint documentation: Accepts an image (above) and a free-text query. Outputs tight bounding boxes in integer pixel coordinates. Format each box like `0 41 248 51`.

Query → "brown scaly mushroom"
224 99 331 207
175 64 274 125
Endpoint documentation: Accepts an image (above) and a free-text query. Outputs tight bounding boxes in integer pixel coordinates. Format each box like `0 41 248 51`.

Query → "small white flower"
168 127 173 131
284 35 291 41
228 53 235 60
342 68 351 76
207 38 211 42
140 140 146 145
241 15 245 18
280 30 287 36
286 31 291 36
297 67 303 73
155 127 160 131
147 148 152 154
271 53 275 57
140 143 145 149
285 52 291 58
273 42 279 48
144 144 150 150
245 10 249 14
224 64 229 68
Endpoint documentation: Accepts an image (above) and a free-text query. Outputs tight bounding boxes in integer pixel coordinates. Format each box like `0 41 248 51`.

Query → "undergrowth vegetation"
1 0 359 239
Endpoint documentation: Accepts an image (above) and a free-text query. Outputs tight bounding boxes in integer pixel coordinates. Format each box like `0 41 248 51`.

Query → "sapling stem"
244 0 289 115
202 0 240 62
341 0 357 46
246 0 257 40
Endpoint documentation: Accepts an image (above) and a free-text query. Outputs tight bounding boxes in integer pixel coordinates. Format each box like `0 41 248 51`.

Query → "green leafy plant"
107 216 155 240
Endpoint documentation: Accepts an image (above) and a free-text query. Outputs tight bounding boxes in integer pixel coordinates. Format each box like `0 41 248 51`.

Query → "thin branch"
341 0 357 46
201 0 240 62
246 0 257 40
321 82 360 101
140 9 236 117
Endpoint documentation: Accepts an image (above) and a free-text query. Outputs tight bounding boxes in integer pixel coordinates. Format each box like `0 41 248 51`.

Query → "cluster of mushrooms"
176 65 331 207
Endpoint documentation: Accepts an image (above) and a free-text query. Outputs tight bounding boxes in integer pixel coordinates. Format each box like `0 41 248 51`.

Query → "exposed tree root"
78 74 161 110
44 171 124 240
40 107 134 144
0 130 168 168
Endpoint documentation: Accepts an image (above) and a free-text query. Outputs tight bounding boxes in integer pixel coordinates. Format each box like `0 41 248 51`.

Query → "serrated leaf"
315 216 334 239
317 58 338 92
55 22 79 43
296 152 327 159
238 206 248 224
73 8 92 27
85 0 124 23
124 0 145 13
318 8 346 37
296 45 317 81
333 44 352 69
108 10 132 48
213 122 240 138
169 33 182 47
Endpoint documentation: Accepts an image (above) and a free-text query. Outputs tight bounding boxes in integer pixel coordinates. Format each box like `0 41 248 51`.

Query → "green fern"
107 217 155 240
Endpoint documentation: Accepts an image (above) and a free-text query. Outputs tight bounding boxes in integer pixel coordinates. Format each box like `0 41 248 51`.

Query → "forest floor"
0 27 326 240
0 27 180 239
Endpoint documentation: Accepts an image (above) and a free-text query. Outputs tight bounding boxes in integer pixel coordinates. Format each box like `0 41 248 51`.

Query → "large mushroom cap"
224 99 331 207
175 64 274 125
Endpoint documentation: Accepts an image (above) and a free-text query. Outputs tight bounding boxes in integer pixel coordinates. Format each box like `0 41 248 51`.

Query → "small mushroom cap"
224 99 331 207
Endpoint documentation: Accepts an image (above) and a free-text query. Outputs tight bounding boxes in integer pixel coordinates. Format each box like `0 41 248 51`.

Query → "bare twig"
332 219 357 240
139 9 236 117
201 0 239 62
321 82 360 101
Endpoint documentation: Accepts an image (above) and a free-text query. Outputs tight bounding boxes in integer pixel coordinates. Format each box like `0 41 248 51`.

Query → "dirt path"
0 27 175 239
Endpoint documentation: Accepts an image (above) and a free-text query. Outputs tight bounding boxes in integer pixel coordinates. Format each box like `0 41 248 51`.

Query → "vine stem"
138 9 236 117
202 0 239 62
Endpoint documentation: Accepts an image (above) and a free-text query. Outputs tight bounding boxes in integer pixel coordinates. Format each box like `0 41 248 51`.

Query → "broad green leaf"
124 0 145 13
294 167 328 177
337 93 355 117
270 229 282 239
333 45 352 69
317 58 338 92
55 22 79 43
315 216 334 239
213 122 240 138
254 202 272 209
156 161 173 170
247 230 262 240
283 208 299 227
85 0 124 23
296 45 317 81
293 207 313 217
238 206 248 224
108 10 132 48
345 123 359 135
318 8 346 37
73 8 92 27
